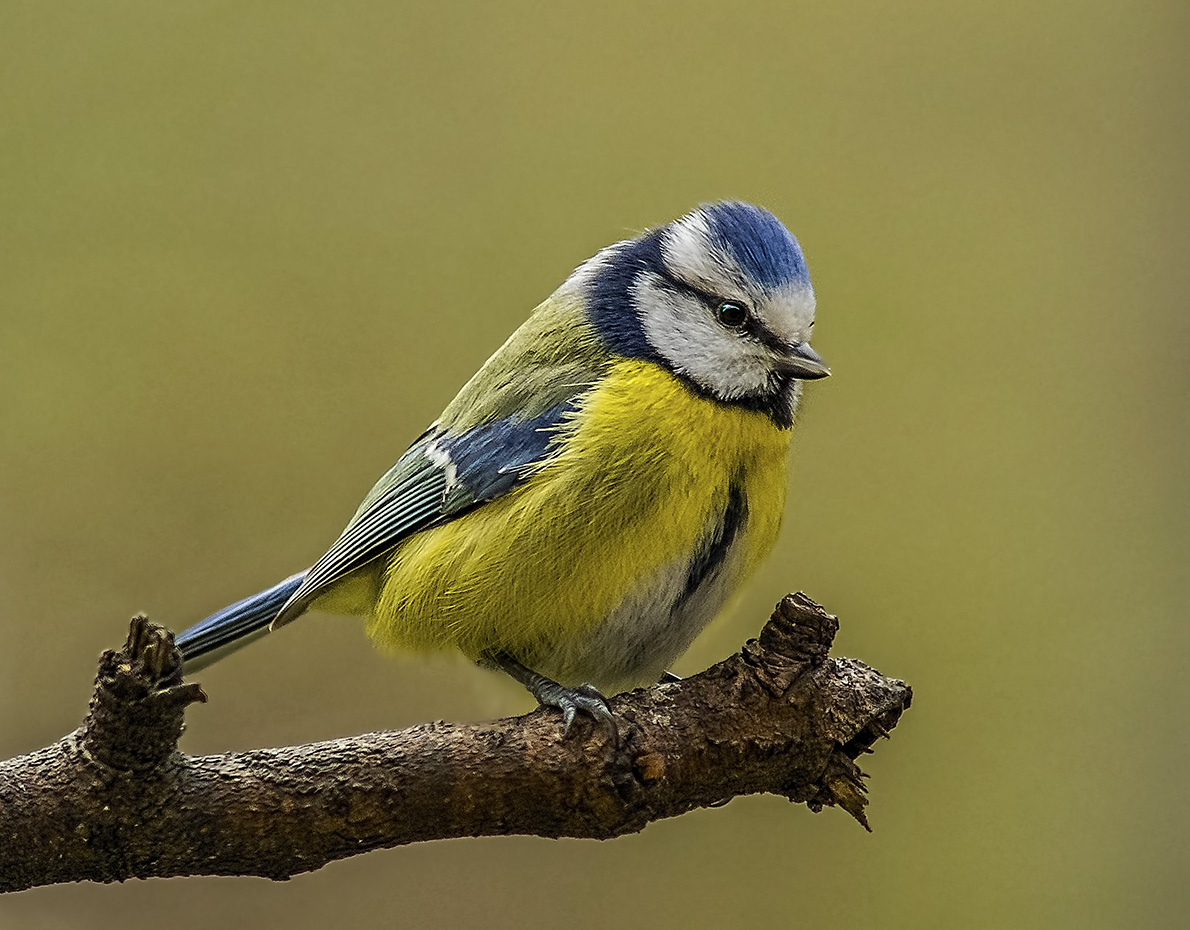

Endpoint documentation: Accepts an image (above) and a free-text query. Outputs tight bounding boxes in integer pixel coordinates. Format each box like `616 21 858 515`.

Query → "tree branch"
0 593 911 892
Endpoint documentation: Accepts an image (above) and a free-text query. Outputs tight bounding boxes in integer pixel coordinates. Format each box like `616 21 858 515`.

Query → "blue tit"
175 201 830 730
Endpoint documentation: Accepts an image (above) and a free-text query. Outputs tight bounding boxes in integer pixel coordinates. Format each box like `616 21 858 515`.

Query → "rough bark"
0 593 911 892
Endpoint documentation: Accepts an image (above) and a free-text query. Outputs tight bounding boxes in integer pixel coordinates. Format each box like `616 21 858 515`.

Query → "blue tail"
175 572 306 670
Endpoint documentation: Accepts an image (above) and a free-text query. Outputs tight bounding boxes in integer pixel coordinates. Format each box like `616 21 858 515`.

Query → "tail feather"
175 571 306 671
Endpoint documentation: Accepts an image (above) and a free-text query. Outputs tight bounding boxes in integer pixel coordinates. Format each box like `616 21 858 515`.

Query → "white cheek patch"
635 272 773 400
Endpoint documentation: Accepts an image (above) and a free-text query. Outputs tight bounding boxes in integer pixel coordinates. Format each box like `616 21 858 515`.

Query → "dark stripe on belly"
677 480 747 607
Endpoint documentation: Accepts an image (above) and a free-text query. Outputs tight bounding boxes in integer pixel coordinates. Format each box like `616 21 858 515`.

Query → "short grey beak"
780 342 831 380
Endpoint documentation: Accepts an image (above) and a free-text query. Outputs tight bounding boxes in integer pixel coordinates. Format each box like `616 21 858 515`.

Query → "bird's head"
581 201 828 428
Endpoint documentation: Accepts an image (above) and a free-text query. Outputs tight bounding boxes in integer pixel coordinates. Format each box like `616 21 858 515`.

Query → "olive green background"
2 2 1185 927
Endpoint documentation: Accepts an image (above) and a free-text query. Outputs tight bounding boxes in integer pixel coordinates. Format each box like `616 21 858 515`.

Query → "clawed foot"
483 651 619 745
532 680 618 743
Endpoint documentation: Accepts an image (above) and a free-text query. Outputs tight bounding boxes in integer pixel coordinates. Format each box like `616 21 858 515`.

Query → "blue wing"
270 398 579 626
176 400 578 666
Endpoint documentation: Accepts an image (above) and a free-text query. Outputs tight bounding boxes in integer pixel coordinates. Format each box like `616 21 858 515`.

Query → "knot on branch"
742 592 839 695
81 615 206 775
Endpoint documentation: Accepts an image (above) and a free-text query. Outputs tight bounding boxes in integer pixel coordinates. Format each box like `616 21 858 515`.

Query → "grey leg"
483 651 618 744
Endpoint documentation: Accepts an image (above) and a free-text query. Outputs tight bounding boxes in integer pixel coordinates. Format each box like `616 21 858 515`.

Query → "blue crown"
701 201 809 291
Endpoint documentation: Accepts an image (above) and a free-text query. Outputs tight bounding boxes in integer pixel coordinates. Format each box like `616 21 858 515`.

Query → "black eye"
715 302 749 329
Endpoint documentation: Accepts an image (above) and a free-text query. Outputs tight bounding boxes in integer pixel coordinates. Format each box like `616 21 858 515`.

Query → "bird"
174 201 829 734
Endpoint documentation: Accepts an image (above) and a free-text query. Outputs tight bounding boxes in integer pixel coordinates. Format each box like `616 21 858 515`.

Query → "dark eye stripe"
652 268 794 351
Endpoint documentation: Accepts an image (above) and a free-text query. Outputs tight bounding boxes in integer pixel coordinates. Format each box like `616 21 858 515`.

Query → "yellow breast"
366 359 792 685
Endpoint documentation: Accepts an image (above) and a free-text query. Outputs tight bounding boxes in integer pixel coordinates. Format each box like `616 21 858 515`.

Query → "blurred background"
1 1 1186 927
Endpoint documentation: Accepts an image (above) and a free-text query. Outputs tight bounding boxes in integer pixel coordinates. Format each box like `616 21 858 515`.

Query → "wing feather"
272 398 579 626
